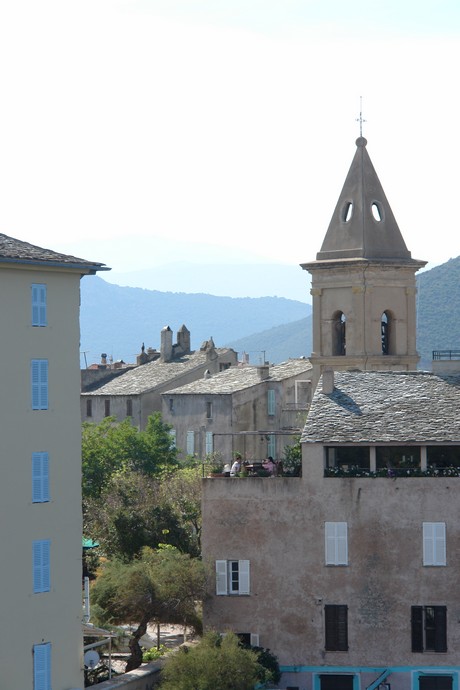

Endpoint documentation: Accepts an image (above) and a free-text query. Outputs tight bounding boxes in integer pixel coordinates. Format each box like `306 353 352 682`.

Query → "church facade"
201 138 460 690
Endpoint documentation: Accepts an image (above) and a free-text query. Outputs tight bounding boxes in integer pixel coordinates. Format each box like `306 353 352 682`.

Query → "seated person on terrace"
262 456 276 475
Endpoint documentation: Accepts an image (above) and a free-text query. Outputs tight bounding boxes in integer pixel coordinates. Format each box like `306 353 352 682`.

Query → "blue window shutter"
186 430 195 455
32 284 47 327
267 434 276 458
31 360 48 410
205 432 213 455
33 540 50 593
32 453 50 503
34 642 51 690
267 389 275 416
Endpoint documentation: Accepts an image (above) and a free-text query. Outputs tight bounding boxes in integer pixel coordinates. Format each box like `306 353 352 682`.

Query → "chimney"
257 364 270 381
177 325 191 355
322 368 334 395
160 326 173 362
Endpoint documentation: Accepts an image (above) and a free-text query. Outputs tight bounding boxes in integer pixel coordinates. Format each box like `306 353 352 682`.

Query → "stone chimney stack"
257 364 270 381
160 326 173 362
322 368 335 395
177 324 191 355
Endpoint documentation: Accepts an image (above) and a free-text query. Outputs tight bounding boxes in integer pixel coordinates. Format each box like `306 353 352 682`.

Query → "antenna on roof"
355 96 366 137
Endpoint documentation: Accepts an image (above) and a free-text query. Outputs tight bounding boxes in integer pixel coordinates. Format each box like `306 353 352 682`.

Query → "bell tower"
301 137 426 384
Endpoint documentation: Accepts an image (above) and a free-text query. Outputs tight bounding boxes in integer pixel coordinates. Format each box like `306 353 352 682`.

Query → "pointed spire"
316 138 412 262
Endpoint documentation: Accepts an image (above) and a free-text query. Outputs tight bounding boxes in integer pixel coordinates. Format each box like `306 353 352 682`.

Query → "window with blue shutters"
33 540 50 593
31 360 49 410
186 430 195 456
267 389 275 416
32 453 50 503
267 434 276 458
33 642 51 690
32 284 47 327
206 431 213 455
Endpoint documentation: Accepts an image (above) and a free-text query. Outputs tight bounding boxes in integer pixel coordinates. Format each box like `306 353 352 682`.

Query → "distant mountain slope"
417 256 460 369
227 316 312 364
106 262 311 302
80 276 311 365
80 257 460 368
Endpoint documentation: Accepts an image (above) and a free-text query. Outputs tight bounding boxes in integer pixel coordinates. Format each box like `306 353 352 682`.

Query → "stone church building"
202 138 460 690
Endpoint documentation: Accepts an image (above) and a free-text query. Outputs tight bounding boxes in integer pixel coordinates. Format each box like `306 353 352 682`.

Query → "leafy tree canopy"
91 546 206 672
82 413 178 499
159 632 262 690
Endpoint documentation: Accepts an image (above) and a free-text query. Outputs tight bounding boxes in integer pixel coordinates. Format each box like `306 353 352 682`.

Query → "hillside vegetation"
80 257 460 367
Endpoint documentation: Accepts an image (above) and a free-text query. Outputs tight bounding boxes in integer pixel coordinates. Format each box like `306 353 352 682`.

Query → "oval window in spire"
371 201 384 222
342 202 353 223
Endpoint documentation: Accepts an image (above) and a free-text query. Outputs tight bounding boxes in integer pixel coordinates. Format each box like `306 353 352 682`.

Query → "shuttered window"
215 560 250 596
33 540 50 593
33 642 51 690
267 389 275 416
186 430 195 455
206 432 213 455
32 284 47 327
267 434 276 458
31 360 48 410
32 452 50 503
169 429 176 448
325 605 348 651
423 522 446 566
411 606 447 652
325 522 348 565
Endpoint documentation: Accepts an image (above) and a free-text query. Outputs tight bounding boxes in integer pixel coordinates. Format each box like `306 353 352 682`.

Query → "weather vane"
356 96 366 137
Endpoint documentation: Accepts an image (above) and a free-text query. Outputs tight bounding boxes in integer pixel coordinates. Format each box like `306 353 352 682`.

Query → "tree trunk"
125 616 149 672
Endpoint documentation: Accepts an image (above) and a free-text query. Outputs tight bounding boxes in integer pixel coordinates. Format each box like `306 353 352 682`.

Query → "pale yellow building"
0 235 107 690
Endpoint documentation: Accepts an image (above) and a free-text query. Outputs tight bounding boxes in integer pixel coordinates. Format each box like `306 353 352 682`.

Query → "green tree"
159 467 202 556
82 413 177 499
159 632 264 690
282 435 302 475
83 472 197 560
91 546 206 672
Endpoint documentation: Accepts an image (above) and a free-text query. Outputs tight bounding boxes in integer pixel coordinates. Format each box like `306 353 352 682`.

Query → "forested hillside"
80 257 460 368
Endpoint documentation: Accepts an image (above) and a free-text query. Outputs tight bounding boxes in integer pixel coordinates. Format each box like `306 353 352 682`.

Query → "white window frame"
32 452 50 503
33 539 50 593
267 389 275 416
423 522 446 566
186 430 195 455
325 521 348 565
31 359 49 410
33 642 51 690
215 559 250 595
32 284 47 327
205 431 213 455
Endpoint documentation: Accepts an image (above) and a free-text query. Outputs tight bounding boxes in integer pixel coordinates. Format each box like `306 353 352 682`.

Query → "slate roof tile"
165 359 312 395
301 371 460 444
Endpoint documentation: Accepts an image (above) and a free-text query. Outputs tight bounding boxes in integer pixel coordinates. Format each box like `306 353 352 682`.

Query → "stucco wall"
0 265 84 689
202 450 460 672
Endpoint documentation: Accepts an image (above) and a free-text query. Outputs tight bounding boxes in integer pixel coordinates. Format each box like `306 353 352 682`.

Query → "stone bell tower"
301 137 426 386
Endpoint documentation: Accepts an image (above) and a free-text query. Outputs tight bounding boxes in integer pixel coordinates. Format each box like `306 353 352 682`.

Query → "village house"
81 325 237 428
0 234 107 690
161 358 312 464
201 137 456 690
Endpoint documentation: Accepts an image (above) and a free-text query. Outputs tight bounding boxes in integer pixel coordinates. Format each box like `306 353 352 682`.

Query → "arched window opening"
371 202 383 222
381 311 393 355
332 311 346 356
342 201 353 223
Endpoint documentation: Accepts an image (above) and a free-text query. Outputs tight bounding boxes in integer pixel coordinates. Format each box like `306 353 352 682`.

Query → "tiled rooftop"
301 370 460 444
82 349 235 396
0 233 106 269
165 359 312 395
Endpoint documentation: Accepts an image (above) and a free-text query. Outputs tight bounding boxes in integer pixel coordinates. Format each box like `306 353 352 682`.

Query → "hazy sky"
1 0 459 291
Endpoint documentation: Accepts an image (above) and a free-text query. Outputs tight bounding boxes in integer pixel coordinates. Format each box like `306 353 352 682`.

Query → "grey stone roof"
301 371 460 444
165 359 312 395
82 349 235 396
0 233 107 271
